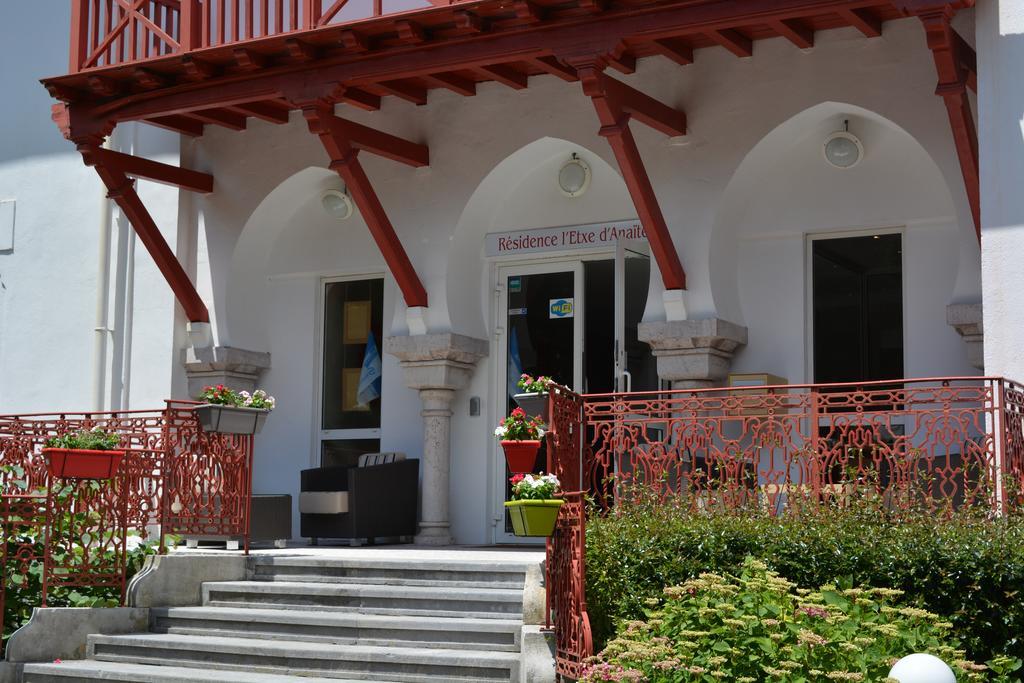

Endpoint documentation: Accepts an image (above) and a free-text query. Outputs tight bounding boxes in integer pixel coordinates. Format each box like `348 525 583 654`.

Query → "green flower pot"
504 499 563 537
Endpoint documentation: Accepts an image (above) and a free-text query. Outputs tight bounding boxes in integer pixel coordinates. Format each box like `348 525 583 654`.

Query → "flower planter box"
43 448 125 480
501 440 541 474
194 404 268 435
504 499 563 537
513 392 549 424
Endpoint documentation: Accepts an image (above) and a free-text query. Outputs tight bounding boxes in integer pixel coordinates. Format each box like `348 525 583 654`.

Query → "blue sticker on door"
549 298 574 319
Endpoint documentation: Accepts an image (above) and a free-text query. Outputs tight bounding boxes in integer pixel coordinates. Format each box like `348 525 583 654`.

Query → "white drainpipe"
90 137 114 412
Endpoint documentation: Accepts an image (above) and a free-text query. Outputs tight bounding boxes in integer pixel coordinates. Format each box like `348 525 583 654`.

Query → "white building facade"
2 0 1020 545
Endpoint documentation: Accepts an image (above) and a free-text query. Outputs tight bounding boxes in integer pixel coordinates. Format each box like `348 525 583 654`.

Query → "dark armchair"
299 452 418 545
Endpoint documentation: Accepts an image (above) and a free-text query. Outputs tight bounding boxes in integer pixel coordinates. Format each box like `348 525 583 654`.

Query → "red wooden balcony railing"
0 401 253 651
544 376 1024 678
68 0 438 72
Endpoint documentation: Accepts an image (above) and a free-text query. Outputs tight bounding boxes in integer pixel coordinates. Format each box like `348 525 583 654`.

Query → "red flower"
509 474 525 485
511 407 526 418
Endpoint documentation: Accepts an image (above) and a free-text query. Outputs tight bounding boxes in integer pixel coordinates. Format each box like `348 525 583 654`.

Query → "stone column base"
947 303 983 371
183 346 271 397
638 318 748 388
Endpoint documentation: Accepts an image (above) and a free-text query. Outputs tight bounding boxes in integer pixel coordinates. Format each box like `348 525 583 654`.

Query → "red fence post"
69 0 90 73
304 0 322 28
179 0 202 52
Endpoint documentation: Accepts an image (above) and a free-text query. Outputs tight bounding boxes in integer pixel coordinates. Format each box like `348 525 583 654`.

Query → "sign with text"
485 220 646 257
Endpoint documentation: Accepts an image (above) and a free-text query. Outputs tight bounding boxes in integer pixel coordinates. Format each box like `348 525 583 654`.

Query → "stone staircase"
21 553 546 683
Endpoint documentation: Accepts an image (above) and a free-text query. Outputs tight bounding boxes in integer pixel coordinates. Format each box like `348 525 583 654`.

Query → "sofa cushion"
357 452 406 467
299 491 349 515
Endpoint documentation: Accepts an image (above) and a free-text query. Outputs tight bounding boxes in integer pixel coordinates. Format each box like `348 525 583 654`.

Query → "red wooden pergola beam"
577 62 687 292
308 111 430 168
79 143 210 323
917 9 979 241
303 105 429 308
589 71 687 138
80 147 215 193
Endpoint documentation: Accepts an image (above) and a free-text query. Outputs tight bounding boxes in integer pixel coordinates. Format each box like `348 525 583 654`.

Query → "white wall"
0 3 182 413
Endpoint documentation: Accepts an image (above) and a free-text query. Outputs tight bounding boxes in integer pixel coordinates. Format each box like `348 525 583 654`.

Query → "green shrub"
43 427 121 451
581 556 1021 682
585 495 1024 666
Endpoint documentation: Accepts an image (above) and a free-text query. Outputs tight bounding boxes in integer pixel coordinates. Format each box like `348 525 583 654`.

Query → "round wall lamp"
823 120 864 170
321 189 354 220
558 153 592 198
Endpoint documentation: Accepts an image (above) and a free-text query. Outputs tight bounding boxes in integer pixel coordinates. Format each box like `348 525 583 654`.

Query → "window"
812 234 903 384
320 278 384 467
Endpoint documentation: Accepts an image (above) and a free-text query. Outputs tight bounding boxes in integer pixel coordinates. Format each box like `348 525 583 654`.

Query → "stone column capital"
385 333 488 391
947 302 984 371
637 318 747 389
182 345 271 397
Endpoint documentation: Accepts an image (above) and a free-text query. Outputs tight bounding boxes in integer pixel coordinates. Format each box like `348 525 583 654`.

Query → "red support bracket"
917 9 980 242
575 62 687 291
303 104 429 308
78 141 211 323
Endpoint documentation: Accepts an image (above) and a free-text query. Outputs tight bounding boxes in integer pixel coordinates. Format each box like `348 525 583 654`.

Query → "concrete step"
150 606 521 651
202 581 524 619
86 633 519 683
250 557 530 589
22 660 386 682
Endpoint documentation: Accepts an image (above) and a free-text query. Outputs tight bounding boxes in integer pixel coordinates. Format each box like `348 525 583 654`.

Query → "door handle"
621 369 632 393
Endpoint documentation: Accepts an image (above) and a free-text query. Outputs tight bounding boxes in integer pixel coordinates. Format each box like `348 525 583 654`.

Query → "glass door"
495 261 582 543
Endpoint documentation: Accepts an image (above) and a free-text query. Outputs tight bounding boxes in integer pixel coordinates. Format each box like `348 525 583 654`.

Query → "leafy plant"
585 492 1024 667
494 407 545 441
509 472 560 500
198 384 276 410
43 428 121 451
580 556 1018 682
517 374 554 394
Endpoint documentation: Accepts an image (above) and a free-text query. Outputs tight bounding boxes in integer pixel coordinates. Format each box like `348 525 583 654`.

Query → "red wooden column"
575 62 687 291
918 9 980 242
302 103 429 308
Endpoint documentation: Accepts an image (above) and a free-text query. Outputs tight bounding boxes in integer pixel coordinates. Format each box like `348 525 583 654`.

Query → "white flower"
494 426 506 437
239 391 251 399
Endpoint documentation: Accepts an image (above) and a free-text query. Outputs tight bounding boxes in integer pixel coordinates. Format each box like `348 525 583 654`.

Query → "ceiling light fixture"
558 153 592 198
321 189 354 220
823 120 864 170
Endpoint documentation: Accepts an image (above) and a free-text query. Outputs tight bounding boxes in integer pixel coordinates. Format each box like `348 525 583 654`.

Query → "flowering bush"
199 385 276 410
494 407 545 441
580 556 1019 682
44 428 121 451
509 472 560 500
516 374 554 394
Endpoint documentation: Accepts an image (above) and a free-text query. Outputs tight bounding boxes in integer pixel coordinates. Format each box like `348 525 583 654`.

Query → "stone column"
183 345 271 397
946 303 984 371
638 318 747 388
385 333 488 546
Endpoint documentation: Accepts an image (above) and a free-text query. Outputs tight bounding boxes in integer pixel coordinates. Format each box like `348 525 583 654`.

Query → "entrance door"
493 248 653 542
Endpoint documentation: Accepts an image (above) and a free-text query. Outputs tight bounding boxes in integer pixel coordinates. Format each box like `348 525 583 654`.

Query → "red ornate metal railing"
545 376 1024 679
0 400 253 651
68 0 442 71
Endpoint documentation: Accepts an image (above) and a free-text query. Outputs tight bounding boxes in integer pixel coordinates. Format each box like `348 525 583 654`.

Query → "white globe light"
557 156 591 197
888 653 956 683
823 131 863 169
321 189 354 220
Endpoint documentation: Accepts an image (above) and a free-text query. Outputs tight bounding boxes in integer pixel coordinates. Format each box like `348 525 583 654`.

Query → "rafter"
770 18 814 49
839 7 882 37
302 105 428 308
338 86 381 111
377 79 428 105
227 101 291 124
477 63 528 89
707 28 753 57
426 72 477 96
530 56 578 81
190 108 248 130
651 38 693 66
144 114 204 136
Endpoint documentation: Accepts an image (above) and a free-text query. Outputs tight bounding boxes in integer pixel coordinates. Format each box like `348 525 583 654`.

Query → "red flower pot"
501 440 541 474
43 448 125 480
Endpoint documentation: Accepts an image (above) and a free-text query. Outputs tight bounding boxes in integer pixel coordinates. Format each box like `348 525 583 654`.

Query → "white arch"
708 101 977 326
224 166 385 350
444 137 635 339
